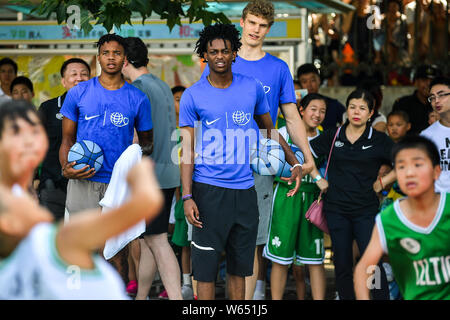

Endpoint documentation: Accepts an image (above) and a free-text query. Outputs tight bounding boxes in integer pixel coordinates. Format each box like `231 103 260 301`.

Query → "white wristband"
292 163 303 169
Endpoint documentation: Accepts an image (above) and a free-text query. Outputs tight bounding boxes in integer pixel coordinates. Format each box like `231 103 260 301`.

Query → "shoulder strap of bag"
318 126 341 199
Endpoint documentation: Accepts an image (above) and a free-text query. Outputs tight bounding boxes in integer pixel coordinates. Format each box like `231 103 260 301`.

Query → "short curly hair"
242 0 275 27
195 23 242 62
96 33 127 54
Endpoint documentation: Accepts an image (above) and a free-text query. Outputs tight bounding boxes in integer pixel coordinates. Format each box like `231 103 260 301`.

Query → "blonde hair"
242 0 275 26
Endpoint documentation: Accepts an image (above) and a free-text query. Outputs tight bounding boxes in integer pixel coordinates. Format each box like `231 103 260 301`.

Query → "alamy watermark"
366 5 382 30
366 265 382 290
66 265 81 290
66 5 81 31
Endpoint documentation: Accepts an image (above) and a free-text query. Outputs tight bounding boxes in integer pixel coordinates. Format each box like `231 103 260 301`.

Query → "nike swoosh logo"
206 118 220 126
85 114 100 120
362 145 373 150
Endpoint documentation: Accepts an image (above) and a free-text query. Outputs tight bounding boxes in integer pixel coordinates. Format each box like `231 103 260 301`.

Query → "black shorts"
191 182 259 282
142 188 175 236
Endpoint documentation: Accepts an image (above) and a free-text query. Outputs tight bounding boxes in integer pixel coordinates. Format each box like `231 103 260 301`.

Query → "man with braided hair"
179 23 302 300
202 1 323 299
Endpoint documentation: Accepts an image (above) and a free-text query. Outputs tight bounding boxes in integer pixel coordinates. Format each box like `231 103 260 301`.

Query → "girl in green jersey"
264 93 329 300
354 136 450 300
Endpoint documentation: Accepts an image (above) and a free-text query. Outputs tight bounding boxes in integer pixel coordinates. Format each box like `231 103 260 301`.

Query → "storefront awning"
204 0 355 14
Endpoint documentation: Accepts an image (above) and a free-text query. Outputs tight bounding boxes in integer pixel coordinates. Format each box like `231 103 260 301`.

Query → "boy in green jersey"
354 135 450 300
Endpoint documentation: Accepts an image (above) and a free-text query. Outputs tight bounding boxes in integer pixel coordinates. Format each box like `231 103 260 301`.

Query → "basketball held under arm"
59 118 95 180
255 112 302 196
56 158 163 268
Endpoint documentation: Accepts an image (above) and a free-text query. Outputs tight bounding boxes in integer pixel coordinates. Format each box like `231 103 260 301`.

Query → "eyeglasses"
428 92 450 103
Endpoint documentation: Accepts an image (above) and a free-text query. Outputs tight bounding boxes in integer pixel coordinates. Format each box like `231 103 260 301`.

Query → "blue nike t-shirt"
179 73 270 189
203 53 296 125
61 77 153 183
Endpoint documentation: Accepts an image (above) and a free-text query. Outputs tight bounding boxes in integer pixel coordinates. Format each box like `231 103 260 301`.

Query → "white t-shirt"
0 223 129 299
421 121 450 193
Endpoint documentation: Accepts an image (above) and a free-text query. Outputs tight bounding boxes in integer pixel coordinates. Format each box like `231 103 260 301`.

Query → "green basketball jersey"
376 193 450 300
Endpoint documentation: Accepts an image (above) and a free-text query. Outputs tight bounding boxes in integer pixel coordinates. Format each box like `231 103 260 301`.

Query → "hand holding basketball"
65 140 104 180
62 161 95 180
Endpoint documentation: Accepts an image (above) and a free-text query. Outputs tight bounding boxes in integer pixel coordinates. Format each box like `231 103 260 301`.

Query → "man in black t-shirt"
38 58 90 220
392 64 439 135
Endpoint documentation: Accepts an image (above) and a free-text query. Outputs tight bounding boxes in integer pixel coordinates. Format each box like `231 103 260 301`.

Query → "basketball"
275 126 305 178
250 138 285 176
68 140 104 172
277 146 305 178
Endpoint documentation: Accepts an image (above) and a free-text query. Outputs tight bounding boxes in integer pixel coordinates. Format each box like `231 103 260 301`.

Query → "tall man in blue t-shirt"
203 0 327 299
60 34 153 221
180 23 302 300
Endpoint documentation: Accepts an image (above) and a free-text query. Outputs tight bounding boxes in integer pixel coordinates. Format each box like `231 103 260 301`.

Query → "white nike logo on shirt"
206 118 220 126
362 145 373 150
85 114 100 120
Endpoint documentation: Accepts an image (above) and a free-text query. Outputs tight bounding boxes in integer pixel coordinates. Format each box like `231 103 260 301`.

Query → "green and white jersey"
0 223 129 300
376 193 450 300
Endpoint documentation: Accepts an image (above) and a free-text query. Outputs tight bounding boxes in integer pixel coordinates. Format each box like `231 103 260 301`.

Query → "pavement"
146 245 337 300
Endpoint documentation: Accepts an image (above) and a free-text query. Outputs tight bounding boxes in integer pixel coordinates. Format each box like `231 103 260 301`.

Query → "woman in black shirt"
309 89 393 300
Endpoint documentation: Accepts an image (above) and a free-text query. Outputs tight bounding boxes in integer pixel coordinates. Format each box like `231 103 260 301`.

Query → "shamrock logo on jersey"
272 236 281 248
400 238 421 254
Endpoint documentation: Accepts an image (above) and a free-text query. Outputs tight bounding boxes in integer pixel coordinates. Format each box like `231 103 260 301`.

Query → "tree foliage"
30 0 230 34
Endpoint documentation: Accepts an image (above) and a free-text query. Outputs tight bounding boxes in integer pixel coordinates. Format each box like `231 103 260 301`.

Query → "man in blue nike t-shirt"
202 0 327 299
179 23 302 300
60 34 153 218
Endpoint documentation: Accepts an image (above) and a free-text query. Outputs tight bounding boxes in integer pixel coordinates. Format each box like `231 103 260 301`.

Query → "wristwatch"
312 174 322 183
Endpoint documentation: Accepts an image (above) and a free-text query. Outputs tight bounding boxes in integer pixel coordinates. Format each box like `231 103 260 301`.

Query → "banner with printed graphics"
0 18 302 44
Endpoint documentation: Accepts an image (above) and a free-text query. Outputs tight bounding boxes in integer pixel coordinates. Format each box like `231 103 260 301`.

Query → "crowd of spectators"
309 0 449 87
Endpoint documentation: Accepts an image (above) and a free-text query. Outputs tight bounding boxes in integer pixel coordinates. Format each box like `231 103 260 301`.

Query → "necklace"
207 75 232 89
207 75 216 88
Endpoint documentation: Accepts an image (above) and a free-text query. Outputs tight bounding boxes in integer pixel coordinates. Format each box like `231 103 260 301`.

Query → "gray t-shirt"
132 73 180 189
